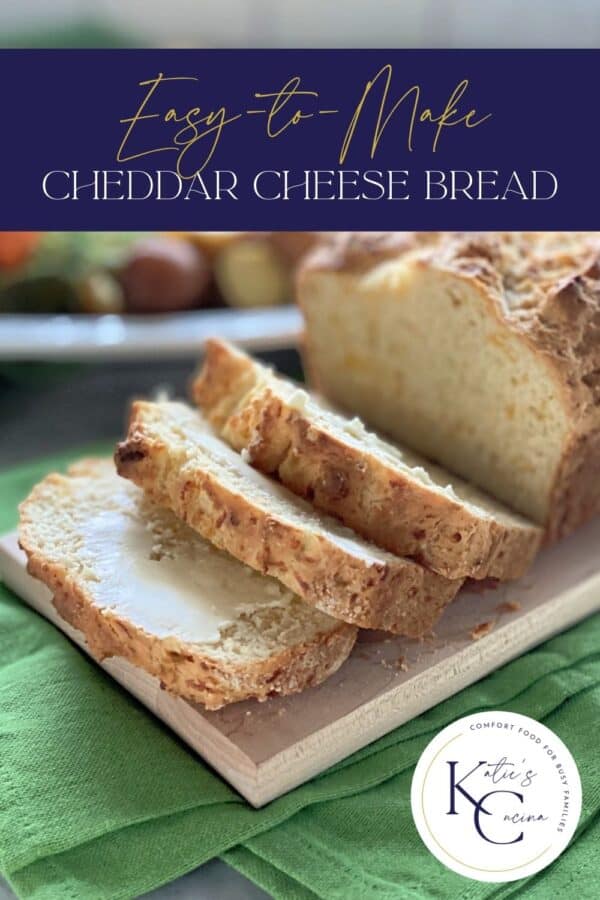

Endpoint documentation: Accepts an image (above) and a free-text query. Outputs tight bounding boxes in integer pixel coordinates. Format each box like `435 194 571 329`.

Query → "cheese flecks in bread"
192 339 541 580
18 459 357 709
298 231 600 541
115 402 462 635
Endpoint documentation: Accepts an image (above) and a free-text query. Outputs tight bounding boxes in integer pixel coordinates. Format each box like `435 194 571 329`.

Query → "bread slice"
192 339 541 580
115 402 462 635
298 232 600 541
18 459 357 710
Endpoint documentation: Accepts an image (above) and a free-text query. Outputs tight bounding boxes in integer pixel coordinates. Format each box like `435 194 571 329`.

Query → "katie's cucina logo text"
411 712 581 883
446 756 544 845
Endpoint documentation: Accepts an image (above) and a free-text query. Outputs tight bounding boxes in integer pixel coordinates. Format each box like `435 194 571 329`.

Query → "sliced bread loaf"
298 232 600 541
19 459 357 709
115 402 462 635
192 339 541 580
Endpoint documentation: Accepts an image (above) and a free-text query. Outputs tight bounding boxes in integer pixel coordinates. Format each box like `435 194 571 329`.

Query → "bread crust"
299 232 600 540
115 404 462 635
19 465 357 710
193 339 540 580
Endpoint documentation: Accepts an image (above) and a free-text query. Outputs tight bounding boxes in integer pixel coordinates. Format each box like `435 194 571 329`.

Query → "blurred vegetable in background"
0 233 41 270
0 232 143 313
119 237 211 313
186 231 320 308
0 232 212 315
0 231 320 316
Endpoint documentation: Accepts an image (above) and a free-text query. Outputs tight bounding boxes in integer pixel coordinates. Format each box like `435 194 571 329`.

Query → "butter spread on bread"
115 402 462 635
19 459 356 709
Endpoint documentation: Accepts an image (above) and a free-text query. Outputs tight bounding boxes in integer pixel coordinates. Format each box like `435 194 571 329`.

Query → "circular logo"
411 711 581 882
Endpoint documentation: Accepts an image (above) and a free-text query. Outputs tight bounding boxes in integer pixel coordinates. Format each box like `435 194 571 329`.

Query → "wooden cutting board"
1 523 599 807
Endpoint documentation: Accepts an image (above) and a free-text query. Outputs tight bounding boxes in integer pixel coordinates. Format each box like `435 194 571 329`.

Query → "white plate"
0 306 303 361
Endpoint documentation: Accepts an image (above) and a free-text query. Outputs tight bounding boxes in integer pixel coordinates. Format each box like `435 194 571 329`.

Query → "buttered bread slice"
115 402 462 636
19 459 357 709
192 339 541 580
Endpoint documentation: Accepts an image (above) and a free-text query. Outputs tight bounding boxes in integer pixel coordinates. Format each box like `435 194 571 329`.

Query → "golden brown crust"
547 425 600 540
193 340 541 580
19 466 357 710
301 232 437 273
299 232 600 540
115 403 462 635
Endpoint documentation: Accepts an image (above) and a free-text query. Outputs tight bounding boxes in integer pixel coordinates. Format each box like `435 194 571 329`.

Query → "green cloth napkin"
0 450 599 900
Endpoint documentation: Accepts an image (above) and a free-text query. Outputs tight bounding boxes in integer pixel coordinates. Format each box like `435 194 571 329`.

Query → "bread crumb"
470 621 494 640
381 655 408 672
288 388 309 411
344 416 368 439
496 600 521 614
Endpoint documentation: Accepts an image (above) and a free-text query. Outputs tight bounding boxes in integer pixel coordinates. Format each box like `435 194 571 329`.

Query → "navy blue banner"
1 49 598 230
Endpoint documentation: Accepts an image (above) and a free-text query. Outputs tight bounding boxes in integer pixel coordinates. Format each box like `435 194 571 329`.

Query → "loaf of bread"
19 459 357 709
298 232 600 541
115 401 462 635
192 339 541 579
